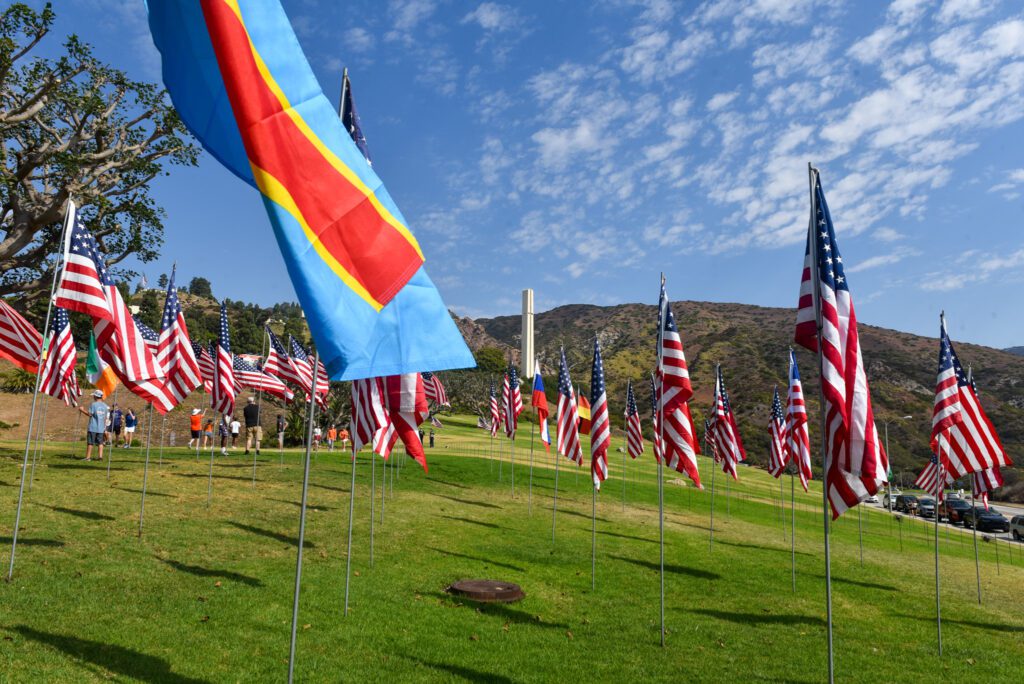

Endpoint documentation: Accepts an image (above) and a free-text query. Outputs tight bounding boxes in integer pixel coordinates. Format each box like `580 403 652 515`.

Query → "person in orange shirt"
188 408 206 450
327 425 337 452
338 427 350 451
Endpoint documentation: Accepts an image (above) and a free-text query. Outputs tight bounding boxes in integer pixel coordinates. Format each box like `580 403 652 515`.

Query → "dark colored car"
962 507 1010 533
895 495 919 514
917 498 936 519
938 498 972 524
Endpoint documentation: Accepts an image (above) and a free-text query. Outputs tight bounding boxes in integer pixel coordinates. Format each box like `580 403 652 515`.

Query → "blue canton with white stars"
771 387 784 424
267 328 290 359
51 307 70 334
160 268 181 332
68 216 111 286
940 325 971 389
558 348 573 398
218 303 231 354
811 175 849 293
649 374 658 417
133 316 159 342
590 339 605 406
718 366 732 412
626 380 638 418
290 337 309 362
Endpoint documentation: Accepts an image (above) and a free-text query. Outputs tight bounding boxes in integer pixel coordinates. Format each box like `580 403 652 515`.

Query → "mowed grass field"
1 414 1022 683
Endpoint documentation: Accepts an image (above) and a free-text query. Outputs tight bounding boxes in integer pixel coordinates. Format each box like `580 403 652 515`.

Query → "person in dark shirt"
243 396 261 455
276 414 288 449
109 404 123 446
123 408 138 447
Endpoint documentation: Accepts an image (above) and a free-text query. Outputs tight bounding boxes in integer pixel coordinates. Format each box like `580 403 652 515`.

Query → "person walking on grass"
78 390 109 461
229 415 241 449
243 396 262 456
187 408 205 449
312 425 322 452
202 418 214 448
123 407 137 448
109 403 123 447
276 413 287 449
327 425 337 452
219 414 230 456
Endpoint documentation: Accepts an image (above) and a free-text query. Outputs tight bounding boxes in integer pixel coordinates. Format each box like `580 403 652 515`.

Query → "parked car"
962 507 1010 533
895 495 919 514
938 498 973 524
1010 516 1024 541
882 489 902 509
917 498 936 519
865 494 880 504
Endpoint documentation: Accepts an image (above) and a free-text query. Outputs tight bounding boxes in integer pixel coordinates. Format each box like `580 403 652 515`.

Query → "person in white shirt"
229 416 241 448
312 426 322 452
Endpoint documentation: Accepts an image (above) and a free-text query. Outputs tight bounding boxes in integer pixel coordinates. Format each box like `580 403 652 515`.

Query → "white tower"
521 289 534 378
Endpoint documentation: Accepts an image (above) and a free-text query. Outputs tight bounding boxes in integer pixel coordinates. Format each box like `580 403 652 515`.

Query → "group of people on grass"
76 390 140 461
186 396 288 456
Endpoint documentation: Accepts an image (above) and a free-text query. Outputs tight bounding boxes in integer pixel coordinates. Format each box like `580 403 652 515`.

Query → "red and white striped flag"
503 366 523 439
39 308 79 406
351 377 390 456
625 379 644 459
556 348 583 466
710 365 746 480
489 380 501 438
794 170 887 519
383 373 428 470
191 340 215 393
233 355 293 402
656 279 701 487
930 317 1011 479
211 303 236 415
589 339 610 489
914 455 951 500
972 467 1003 510
288 337 315 398
0 299 42 373
784 350 813 492
422 371 449 407
54 201 113 323
156 266 201 407
767 385 786 478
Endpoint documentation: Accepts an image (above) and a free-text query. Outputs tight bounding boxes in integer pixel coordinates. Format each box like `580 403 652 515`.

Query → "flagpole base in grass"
446 579 524 604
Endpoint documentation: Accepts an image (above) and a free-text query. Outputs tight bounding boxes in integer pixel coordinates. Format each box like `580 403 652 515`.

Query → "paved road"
863 497 1022 545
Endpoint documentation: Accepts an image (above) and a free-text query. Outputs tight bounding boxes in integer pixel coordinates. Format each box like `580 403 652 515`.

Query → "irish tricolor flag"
87 331 118 398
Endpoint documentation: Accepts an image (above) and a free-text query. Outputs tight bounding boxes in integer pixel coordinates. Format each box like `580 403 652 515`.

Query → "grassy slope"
1 415 1022 683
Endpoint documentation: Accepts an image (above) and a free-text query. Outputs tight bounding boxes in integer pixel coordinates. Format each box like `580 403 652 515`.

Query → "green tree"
188 277 212 299
0 3 198 309
157 273 168 289
474 346 506 374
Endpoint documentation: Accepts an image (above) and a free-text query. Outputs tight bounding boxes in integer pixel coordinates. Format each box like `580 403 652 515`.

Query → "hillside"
472 301 1024 497
1007 346 1024 357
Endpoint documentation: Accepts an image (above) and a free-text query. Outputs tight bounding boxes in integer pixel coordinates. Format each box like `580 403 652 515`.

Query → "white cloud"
707 90 740 111
921 247 1024 290
462 3 522 32
873 227 903 242
937 0 993 25
343 27 375 53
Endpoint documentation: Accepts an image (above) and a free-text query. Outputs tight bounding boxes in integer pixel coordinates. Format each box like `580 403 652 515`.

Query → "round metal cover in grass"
447 579 525 603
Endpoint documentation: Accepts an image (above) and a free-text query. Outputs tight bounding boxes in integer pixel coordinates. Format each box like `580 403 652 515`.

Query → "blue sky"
37 0 1024 348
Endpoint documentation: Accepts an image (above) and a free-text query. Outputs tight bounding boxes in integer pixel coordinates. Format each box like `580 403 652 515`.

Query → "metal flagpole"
287 351 318 684
157 414 167 468
138 404 156 537
591 481 597 591
510 436 516 499
344 445 357 615
370 449 375 566
858 504 864 566
781 476 786 541
933 448 943 655
791 471 797 592
7 197 73 581
253 322 270 488
207 417 217 507
655 276 668 647
498 430 504 481
70 408 82 459
709 451 717 550
967 365 982 605
551 445 560 542
28 398 50 491
622 420 628 512
528 420 535 514
726 465 731 516
380 454 386 525
488 430 494 474
808 163 834 684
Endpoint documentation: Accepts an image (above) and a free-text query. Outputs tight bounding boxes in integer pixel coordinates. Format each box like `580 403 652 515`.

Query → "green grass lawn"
1 414 1022 682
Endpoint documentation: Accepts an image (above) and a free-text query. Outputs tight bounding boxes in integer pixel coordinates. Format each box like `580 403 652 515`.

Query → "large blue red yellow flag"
145 0 474 380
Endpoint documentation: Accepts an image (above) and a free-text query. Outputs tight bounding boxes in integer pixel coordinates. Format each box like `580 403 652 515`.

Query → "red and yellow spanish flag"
146 0 473 380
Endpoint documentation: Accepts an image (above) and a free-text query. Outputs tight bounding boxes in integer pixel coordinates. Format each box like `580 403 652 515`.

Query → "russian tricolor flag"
532 367 550 451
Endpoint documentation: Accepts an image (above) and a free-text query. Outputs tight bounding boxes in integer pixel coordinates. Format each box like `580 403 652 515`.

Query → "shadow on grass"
427 547 524 572
11 626 210 684
440 515 504 530
227 522 314 548
310 482 348 494
115 487 174 498
431 493 502 510
426 478 471 490
895 613 1024 633
713 539 813 558
811 574 897 592
429 593 568 630
597 530 657 544
173 473 252 483
267 498 336 512
409 657 515 684
48 463 127 471
609 555 719 580
689 608 825 627
0 536 64 547
555 508 610 523
156 558 263 587
38 504 115 521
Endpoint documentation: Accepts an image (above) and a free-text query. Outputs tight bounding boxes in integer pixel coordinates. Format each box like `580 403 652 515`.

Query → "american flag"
972 467 1003 510
39 307 79 406
313 351 330 403
503 366 523 438
264 327 304 390
656 279 701 487
914 454 950 500
930 317 1011 479
421 371 450 407
54 201 113 322
784 350 813 492
489 380 501 438
133 316 160 353
233 355 294 402
430 414 443 429
0 299 42 373
649 373 662 464
794 170 887 519
703 418 717 462
340 70 372 165
288 336 315 397
590 339 610 489
191 340 215 393
625 379 644 459
156 266 202 405
383 373 428 470
556 348 583 465
211 303 236 415
767 385 786 478
710 365 746 479
351 377 389 455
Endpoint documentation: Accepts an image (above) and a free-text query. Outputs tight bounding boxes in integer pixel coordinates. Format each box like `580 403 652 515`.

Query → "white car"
865 494 880 504
1011 515 1024 542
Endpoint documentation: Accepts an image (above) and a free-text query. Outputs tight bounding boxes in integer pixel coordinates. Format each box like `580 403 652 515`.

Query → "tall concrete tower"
521 289 534 379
